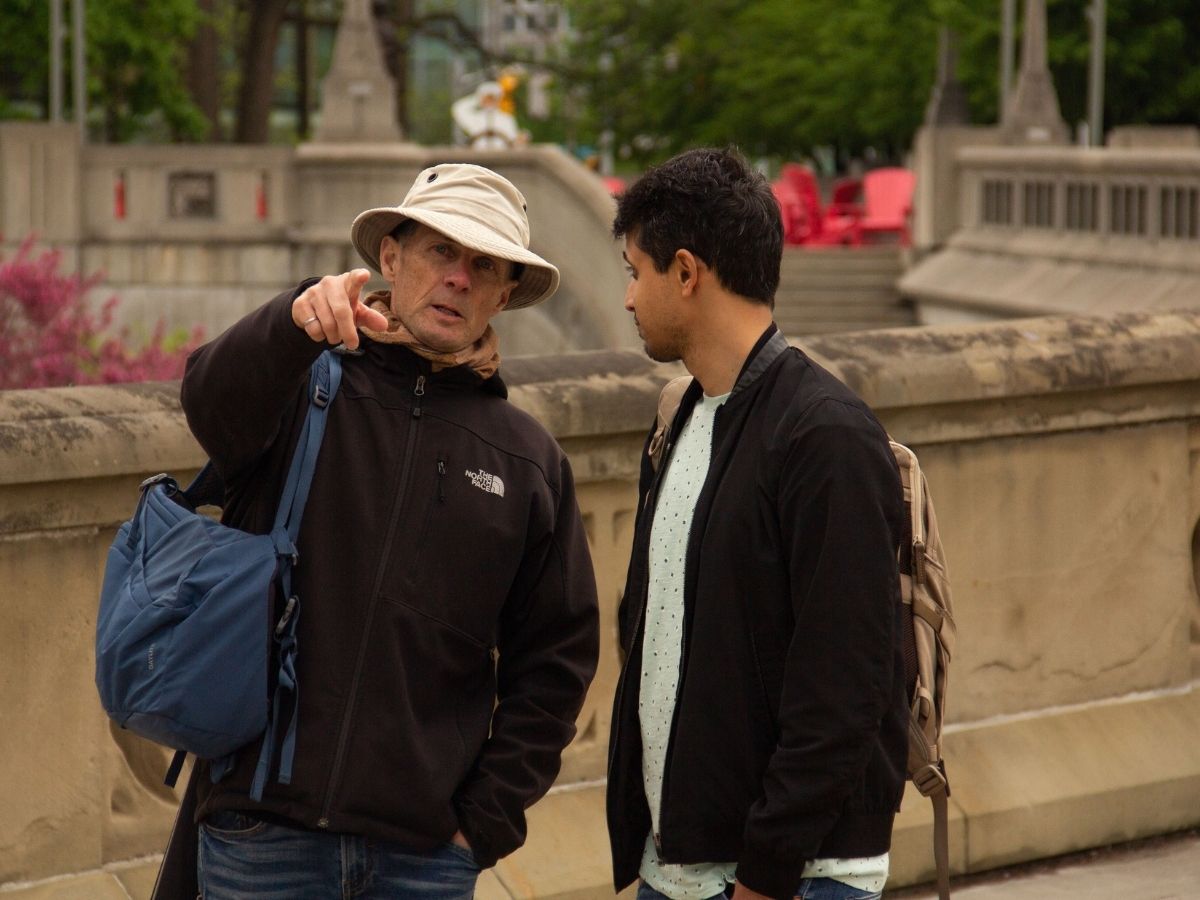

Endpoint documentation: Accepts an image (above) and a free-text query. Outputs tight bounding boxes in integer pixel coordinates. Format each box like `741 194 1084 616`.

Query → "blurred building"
408 0 568 141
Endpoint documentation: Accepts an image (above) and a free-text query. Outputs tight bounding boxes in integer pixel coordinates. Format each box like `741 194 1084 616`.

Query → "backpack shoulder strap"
250 350 343 801
648 375 694 472
890 437 955 900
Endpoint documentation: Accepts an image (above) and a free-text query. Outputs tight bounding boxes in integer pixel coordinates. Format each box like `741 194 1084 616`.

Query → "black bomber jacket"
606 327 908 899
180 285 599 868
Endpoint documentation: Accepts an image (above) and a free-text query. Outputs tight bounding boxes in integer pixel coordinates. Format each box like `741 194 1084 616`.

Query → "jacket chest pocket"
391 452 529 646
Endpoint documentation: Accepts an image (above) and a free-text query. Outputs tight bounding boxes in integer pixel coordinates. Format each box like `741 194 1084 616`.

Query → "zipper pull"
412 375 425 418
437 458 446 502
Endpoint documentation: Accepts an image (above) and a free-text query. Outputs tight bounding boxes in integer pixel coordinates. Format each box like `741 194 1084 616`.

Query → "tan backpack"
649 376 957 900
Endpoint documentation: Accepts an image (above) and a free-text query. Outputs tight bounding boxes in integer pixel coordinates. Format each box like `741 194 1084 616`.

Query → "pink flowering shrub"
0 237 203 389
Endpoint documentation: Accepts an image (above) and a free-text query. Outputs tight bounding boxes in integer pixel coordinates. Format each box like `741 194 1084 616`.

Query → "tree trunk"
234 0 291 143
393 0 413 137
186 0 223 141
374 0 413 137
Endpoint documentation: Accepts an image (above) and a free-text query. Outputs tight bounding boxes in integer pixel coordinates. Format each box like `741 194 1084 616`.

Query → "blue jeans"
198 811 481 899
637 879 882 900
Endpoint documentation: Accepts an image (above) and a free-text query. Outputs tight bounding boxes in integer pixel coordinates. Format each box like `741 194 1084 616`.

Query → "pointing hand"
292 270 391 350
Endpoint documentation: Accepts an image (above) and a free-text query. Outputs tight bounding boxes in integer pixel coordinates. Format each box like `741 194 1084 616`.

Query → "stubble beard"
643 341 681 364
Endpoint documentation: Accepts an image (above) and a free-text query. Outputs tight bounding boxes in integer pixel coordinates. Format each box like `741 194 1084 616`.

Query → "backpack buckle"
912 761 949 797
312 382 330 408
139 473 173 492
275 596 298 636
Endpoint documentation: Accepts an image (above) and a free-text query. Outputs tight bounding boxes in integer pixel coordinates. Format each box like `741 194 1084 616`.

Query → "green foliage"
563 0 945 165
87 0 209 141
561 0 1200 165
0 0 208 141
0 0 51 116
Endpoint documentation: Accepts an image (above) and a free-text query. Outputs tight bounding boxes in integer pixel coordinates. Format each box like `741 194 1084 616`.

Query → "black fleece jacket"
180 285 599 867
606 327 908 899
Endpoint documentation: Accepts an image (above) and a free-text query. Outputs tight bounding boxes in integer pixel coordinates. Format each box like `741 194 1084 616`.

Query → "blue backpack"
95 351 342 801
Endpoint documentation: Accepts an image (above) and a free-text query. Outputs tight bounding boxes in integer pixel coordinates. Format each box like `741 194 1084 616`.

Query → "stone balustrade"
0 123 633 357
903 139 1200 327
2 312 1199 896
959 146 1200 252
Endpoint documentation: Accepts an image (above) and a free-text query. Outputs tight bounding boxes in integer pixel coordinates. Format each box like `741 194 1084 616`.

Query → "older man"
177 164 599 899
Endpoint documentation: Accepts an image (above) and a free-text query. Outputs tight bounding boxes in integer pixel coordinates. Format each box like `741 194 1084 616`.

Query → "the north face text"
465 468 505 497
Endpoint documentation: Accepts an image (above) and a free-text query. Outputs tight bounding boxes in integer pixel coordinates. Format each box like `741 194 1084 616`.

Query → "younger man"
606 148 908 900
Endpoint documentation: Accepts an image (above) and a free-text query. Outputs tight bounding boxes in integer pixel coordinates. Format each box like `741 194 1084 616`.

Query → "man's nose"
624 283 635 311
444 259 472 291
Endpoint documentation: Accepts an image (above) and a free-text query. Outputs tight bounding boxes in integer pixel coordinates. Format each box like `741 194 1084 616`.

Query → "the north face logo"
465 468 505 497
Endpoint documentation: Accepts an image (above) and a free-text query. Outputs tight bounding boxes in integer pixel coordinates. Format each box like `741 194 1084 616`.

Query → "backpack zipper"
317 372 426 828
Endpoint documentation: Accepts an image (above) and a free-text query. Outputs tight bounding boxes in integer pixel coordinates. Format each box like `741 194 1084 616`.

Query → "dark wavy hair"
612 147 782 306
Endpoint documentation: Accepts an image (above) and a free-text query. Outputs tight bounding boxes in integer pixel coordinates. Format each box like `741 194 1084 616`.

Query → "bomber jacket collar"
678 323 789 414
731 323 789 398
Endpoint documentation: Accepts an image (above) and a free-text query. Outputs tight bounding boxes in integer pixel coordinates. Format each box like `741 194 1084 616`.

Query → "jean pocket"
201 809 269 839
441 841 481 869
796 879 881 900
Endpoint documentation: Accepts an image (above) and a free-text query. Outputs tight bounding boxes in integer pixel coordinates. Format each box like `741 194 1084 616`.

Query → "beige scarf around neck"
359 291 501 380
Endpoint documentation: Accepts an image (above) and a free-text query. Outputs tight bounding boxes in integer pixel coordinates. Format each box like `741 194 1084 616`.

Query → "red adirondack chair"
807 176 862 246
853 167 914 245
774 163 825 245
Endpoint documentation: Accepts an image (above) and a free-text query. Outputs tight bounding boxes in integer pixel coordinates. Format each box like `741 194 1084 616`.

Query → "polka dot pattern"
800 855 890 892
638 393 734 899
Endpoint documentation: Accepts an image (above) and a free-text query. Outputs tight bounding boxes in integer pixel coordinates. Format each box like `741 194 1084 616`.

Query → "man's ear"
379 236 400 280
495 284 514 313
675 249 700 296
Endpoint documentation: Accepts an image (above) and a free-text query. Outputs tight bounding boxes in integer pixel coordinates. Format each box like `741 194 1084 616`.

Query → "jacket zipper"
317 373 426 828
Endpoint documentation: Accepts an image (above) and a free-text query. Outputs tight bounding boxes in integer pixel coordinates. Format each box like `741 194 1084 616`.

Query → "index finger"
342 269 371 307
331 269 373 350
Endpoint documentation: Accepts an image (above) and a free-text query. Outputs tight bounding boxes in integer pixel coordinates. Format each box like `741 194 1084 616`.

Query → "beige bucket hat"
350 163 560 310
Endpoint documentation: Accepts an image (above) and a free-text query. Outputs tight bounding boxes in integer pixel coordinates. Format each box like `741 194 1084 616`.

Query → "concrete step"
780 272 905 289
776 289 906 305
781 247 903 273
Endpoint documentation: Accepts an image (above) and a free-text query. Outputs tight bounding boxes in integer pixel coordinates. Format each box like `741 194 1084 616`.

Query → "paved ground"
890 828 1200 899
3 829 1199 898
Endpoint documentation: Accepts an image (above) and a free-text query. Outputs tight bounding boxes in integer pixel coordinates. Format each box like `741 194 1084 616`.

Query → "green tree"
563 0 946 165
89 0 209 141
0 0 207 141
950 0 1200 130
562 0 1200 166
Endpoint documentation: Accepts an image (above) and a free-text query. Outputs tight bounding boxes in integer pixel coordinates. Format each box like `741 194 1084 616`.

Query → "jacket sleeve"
735 403 903 899
180 282 324 481
452 454 600 867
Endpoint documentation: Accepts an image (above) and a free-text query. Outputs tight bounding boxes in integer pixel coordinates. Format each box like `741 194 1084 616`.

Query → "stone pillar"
0 122 82 263
924 27 970 127
912 27 999 252
312 0 404 143
1000 0 1069 144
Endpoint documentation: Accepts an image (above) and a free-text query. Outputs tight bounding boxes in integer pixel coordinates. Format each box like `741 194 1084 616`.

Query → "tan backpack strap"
648 376 694 473
933 787 951 900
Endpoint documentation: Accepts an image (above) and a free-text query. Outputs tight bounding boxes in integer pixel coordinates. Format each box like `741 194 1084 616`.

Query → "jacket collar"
355 337 509 398
730 323 788 398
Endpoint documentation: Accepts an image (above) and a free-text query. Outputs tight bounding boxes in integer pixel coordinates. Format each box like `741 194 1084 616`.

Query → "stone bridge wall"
2 313 1199 895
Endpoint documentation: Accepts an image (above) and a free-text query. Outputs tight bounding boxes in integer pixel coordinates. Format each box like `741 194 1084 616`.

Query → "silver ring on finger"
301 316 319 327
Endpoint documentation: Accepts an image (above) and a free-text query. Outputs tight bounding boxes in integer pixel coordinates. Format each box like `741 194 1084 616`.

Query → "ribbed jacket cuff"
734 853 806 900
